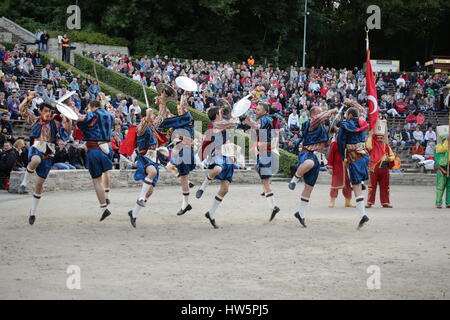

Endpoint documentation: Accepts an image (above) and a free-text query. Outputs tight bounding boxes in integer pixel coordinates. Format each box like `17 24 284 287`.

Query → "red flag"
119 125 137 157
366 34 379 130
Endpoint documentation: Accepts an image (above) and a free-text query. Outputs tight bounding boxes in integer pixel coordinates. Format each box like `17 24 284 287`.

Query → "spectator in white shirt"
194 97 204 111
128 100 141 120
288 109 300 131
413 126 424 143
424 127 436 143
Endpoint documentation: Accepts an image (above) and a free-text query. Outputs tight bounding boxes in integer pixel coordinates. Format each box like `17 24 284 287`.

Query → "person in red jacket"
366 119 395 208
327 133 354 208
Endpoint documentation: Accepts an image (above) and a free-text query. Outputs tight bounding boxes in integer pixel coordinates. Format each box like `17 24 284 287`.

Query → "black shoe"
28 215 35 225
357 215 369 230
189 182 195 188
106 199 111 205
177 204 192 216
260 192 265 197
288 181 296 190
128 210 136 228
205 212 219 229
269 206 280 222
100 209 111 221
196 189 204 199
294 212 307 227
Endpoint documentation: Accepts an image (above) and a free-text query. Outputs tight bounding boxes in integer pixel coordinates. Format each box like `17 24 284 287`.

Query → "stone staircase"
20 65 42 93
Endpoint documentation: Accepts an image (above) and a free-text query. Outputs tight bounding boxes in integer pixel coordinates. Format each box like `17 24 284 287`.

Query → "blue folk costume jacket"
77 109 115 141
294 119 329 154
136 126 157 152
30 118 70 143
337 118 368 161
159 112 195 141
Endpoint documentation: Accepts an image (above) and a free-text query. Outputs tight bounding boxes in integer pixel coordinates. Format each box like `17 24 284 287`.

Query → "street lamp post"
302 0 308 68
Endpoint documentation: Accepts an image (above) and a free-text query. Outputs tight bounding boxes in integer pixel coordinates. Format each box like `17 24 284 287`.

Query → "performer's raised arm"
309 107 338 131
19 91 37 124
343 98 367 120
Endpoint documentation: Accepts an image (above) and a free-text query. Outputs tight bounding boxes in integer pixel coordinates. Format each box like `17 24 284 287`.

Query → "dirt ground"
0 182 449 300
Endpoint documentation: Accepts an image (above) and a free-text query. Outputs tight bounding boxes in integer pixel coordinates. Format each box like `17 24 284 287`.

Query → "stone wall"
9 169 261 193
8 169 435 193
0 17 35 43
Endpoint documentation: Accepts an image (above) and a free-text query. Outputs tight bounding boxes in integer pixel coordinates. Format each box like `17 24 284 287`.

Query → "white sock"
200 174 212 192
265 192 276 209
105 188 110 200
132 200 145 218
182 192 189 210
356 196 366 218
100 203 108 215
30 193 41 216
138 178 152 201
298 197 309 219
209 195 223 219
21 167 34 186
290 174 300 185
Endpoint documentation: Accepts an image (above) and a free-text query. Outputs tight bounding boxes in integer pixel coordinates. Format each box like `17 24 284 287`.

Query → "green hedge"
48 31 129 47
39 52 150 114
74 54 297 177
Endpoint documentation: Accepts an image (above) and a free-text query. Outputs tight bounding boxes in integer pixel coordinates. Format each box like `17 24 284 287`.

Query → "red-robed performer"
365 119 394 208
327 131 354 208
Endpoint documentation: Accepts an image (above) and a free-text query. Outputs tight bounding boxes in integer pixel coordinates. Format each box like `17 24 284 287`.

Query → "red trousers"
368 167 390 205
330 184 352 199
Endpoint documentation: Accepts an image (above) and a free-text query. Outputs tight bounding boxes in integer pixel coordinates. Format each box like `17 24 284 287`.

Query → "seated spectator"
88 80 101 98
68 140 86 169
405 111 417 129
194 97 204 111
288 109 300 131
395 99 407 116
53 141 76 170
0 112 13 142
416 112 425 126
401 125 415 146
129 99 142 117
413 126 424 144
0 141 19 190
7 95 21 120
34 80 45 96
387 104 400 117
391 126 405 150
41 64 52 84
389 152 402 173
424 127 436 145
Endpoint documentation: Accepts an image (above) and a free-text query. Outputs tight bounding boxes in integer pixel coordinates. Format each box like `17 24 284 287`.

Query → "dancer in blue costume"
196 106 239 229
288 106 338 227
337 99 370 229
242 102 281 222
159 92 196 216
127 106 169 228
76 99 115 222
18 91 71 225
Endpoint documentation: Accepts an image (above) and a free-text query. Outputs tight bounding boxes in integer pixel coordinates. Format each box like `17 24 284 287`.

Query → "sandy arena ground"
0 182 449 300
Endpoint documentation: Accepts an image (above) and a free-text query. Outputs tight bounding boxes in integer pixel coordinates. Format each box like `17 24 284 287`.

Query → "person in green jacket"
435 127 450 208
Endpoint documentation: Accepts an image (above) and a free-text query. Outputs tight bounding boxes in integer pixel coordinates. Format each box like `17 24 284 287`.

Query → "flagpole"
447 111 450 177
